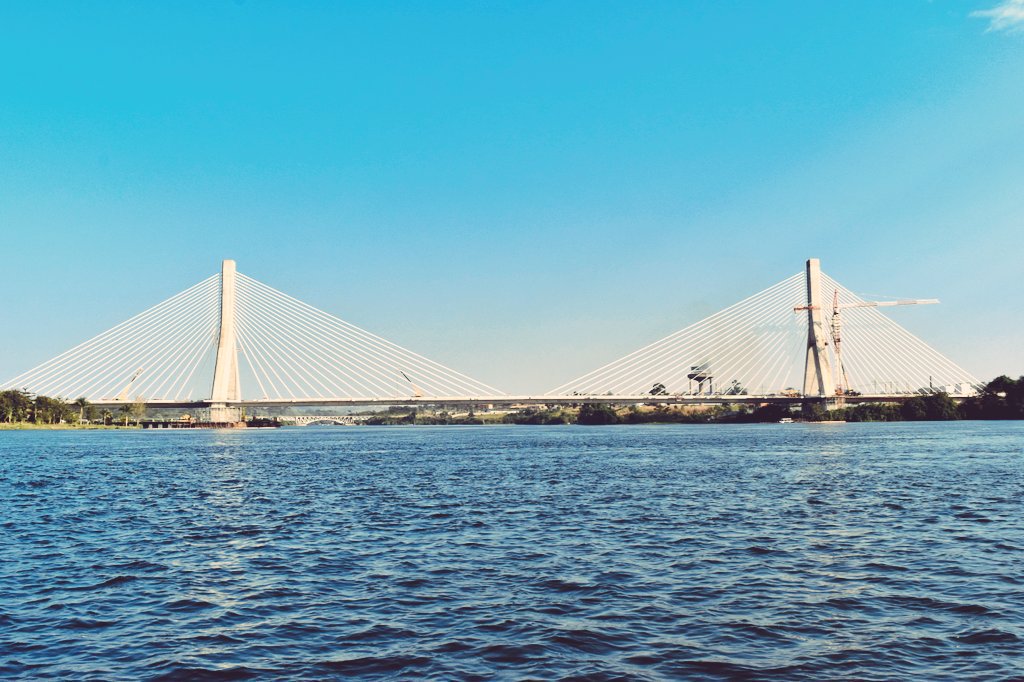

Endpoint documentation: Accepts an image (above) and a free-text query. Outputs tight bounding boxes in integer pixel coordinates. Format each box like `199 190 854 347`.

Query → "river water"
1 422 1022 680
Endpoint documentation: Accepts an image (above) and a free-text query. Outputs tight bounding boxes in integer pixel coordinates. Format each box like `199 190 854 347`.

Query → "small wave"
191 633 246 645
166 598 217 611
660 659 794 678
60 618 116 630
746 545 781 555
886 594 1000 617
150 665 266 681
232 526 264 536
823 596 869 611
725 621 791 642
481 642 547 663
316 655 431 675
3 640 46 653
347 624 420 642
244 587 302 600
953 629 1019 644
430 640 475 654
549 628 622 654
538 578 599 593
70 575 140 591
116 559 168 572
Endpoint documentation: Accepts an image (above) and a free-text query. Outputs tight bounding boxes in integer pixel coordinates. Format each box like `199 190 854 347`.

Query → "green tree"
724 380 747 395
961 376 1024 419
921 392 959 420
74 397 89 423
801 402 828 422
130 398 147 424
899 393 958 421
900 397 928 421
0 390 32 423
577 403 620 425
34 396 71 424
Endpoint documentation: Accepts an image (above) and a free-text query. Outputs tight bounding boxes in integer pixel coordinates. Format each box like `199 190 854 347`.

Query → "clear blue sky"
2 1 1022 393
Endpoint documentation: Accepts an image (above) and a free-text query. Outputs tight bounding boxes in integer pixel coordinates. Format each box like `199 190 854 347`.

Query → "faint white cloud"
972 0 1024 32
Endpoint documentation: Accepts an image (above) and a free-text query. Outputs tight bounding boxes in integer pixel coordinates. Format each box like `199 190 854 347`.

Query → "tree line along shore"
362 375 1022 425
2 376 1021 428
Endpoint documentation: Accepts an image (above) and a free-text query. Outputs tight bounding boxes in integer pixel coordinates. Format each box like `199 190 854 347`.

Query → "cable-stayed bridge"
2 259 979 421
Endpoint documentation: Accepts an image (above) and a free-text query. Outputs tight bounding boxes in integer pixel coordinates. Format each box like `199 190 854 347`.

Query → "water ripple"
1 422 1022 679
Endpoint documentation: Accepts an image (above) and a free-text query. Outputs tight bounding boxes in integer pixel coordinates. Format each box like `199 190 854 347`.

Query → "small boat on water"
777 417 794 424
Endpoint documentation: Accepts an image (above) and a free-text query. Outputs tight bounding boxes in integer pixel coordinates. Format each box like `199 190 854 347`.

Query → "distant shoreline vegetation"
313 375 1024 425
507 375 1022 425
0 391 143 427
1 376 1021 429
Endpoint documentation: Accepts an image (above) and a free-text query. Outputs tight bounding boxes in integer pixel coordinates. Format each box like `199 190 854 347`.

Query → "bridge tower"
802 257 834 398
210 259 242 422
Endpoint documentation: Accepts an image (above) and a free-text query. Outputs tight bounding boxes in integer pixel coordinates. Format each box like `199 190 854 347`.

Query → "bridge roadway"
87 394 938 410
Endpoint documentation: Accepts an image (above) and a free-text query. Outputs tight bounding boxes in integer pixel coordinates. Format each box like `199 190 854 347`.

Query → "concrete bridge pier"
210 259 243 424
209 403 242 423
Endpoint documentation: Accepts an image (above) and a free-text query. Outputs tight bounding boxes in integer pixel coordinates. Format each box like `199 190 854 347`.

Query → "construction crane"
796 292 938 396
830 291 939 396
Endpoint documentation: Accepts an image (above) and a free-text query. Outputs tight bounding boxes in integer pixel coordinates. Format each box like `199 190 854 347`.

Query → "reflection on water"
1 422 1022 679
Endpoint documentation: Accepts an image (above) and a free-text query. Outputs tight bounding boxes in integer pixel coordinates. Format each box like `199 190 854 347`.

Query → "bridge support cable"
232 273 502 400
1 277 216 397
549 273 807 396
627 285 799 393
1 275 221 401
2 263 502 404
234 280 394 398
820 274 978 394
549 275 800 395
235 273 484 395
63 289 219 402
551 265 979 398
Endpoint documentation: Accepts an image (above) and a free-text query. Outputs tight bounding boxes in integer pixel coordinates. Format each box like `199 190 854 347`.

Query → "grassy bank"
0 422 137 430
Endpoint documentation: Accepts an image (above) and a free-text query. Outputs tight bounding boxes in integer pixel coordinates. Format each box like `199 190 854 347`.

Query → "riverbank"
0 422 137 430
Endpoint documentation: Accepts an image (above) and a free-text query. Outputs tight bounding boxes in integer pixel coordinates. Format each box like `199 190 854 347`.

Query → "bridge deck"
86 394 958 409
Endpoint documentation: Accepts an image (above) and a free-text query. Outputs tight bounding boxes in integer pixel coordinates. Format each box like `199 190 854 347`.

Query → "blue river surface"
1 421 1023 681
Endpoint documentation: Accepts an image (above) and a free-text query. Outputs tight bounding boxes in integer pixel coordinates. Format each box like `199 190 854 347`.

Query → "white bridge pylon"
2 260 503 405
549 259 979 399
